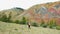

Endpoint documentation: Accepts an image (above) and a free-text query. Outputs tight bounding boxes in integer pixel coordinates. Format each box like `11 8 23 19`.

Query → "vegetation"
32 22 39 27
14 17 27 24
48 20 56 29
0 12 60 30
56 26 60 30
7 12 12 22
0 12 12 22
19 17 27 24
14 20 20 24
0 13 8 22
0 12 27 24
0 22 60 34
40 19 47 28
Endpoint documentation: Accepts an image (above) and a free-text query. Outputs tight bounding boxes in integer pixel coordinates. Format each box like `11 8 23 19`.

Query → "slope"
0 7 25 21
0 21 60 34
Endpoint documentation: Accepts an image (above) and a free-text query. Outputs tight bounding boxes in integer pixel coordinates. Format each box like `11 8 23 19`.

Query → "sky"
0 0 59 10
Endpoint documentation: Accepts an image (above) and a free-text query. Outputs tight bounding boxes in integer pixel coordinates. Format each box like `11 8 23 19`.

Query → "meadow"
0 21 60 34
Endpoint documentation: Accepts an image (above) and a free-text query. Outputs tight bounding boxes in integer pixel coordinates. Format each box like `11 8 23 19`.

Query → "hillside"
0 1 60 27
0 1 60 25
0 21 60 34
17 1 60 25
0 7 25 21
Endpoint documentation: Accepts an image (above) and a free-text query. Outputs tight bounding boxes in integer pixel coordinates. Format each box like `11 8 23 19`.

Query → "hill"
0 7 25 21
0 1 60 27
18 1 60 25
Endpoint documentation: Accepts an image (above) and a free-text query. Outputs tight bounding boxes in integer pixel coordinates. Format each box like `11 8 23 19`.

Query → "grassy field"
0 21 60 34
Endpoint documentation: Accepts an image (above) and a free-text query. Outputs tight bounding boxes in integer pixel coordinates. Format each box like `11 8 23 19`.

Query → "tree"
0 12 12 23
20 17 26 24
14 20 20 24
40 19 47 28
49 20 56 29
1 14 8 22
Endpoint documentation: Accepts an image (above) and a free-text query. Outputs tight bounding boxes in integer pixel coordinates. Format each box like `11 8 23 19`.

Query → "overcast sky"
0 0 59 10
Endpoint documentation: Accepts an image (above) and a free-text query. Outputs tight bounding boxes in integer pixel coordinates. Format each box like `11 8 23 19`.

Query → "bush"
0 12 13 23
0 14 8 22
11 17 27 24
40 19 47 28
14 20 26 24
56 26 60 30
42 24 48 28
14 20 20 24
48 20 56 29
40 19 44 26
32 22 39 27
19 17 26 24
19 21 26 24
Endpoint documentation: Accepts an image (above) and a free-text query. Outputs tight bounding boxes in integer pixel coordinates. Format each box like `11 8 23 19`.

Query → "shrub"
14 28 18 30
19 21 26 24
49 20 56 29
19 17 27 24
14 20 26 24
0 12 13 23
40 19 47 28
56 26 60 30
40 20 45 26
14 20 20 24
32 22 39 27
42 24 48 28
1 14 8 22
14 17 27 24
40 19 44 26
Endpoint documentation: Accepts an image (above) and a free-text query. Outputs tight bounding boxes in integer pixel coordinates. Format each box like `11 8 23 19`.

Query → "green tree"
0 12 13 23
14 20 20 24
40 19 47 28
49 20 56 29
1 14 8 22
20 17 26 24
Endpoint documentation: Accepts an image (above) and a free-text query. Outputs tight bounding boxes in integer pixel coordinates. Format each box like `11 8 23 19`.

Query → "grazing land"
0 21 60 34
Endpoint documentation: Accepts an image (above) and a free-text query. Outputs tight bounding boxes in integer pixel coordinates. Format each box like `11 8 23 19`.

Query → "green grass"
0 21 60 34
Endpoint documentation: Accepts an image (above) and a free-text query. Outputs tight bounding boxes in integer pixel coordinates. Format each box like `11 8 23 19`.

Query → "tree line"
0 12 60 30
